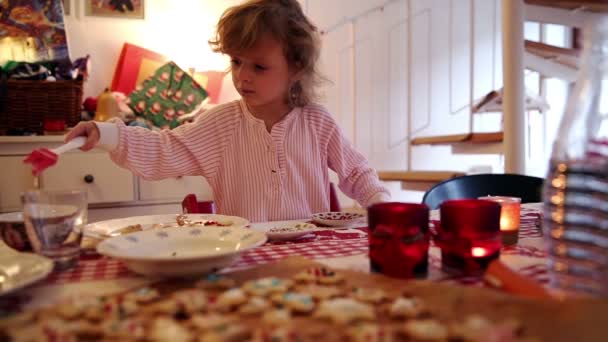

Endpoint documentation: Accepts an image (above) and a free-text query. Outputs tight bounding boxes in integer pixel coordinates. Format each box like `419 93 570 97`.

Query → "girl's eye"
231 59 241 66
254 65 267 71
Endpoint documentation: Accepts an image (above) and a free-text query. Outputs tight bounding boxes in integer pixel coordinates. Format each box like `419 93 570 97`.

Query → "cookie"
402 319 448 341
172 289 208 313
149 316 193 341
293 267 344 285
255 326 304 342
199 324 251 342
389 296 427 319
449 315 522 342
242 277 293 297
103 317 147 340
123 287 161 304
196 274 236 290
346 323 393 342
262 309 292 327
315 298 375 324
239 297 271 315
271 292 315 313
53 296 106 320
142 299 180 315
214 288 248 312
189 313 236 331
295 283 343 300
351 287 387 304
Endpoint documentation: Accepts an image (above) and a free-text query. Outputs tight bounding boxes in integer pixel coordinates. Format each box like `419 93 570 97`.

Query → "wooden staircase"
379 0 606 191
378 171 465 191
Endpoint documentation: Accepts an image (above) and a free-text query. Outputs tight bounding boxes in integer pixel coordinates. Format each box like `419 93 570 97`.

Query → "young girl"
65 0 390 222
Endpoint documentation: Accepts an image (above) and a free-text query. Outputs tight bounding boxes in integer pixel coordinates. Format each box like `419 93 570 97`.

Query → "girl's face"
230 34 294 113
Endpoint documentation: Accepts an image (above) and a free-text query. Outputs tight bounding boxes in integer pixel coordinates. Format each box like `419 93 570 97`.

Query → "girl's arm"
95 106 235 181
326 122 390 207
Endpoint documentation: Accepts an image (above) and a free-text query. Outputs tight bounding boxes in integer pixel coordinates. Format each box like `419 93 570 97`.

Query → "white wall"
310 0 507 204
64 0 239 99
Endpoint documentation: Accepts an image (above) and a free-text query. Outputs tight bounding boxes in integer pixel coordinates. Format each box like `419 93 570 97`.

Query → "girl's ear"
289 66 303 83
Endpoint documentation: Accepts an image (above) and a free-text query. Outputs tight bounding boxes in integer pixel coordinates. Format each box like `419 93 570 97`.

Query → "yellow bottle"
95 88 119 122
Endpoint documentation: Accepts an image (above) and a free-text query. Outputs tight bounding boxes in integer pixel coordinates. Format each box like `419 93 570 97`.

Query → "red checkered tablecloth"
39 207 546 286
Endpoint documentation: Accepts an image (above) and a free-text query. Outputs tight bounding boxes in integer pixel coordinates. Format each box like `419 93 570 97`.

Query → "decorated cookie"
200 324 251 342
295 283 343 300
346 323 393 342
402 319 449 341
256 326 305 342
149 317 193 341
239 297 271 315
103 318 147 340
293 267 344 285
142 299 180 316
389 296 427 319
171 289 208 313
214 288 248 312
196 274 236 290
123 287 160 304
315 298 375 324
351 287 387 304
189 313 236 332
449 315 522 342
262 309 292 327
271 292 315 313
242 277 293 297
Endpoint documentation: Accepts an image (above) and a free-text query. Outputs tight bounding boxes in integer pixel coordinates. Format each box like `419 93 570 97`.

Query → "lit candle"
478 196 521 245
438 199 502 275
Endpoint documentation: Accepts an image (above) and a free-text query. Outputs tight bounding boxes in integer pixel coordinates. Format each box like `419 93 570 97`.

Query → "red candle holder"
367 202 429 279
437 199 502 275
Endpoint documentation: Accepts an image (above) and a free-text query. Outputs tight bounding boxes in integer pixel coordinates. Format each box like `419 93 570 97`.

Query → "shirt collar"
239 99 300 128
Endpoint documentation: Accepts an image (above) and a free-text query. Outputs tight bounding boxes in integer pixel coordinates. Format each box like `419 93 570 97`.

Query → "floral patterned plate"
250 221 317 241
311 212 366 228
85 214 249 240
96 226 266 277
0 241 54 297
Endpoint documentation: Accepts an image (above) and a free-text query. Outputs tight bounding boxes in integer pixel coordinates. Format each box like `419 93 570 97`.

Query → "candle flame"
471 247 488 257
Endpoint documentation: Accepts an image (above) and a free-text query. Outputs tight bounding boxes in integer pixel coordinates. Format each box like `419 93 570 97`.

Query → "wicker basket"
0 79 83 134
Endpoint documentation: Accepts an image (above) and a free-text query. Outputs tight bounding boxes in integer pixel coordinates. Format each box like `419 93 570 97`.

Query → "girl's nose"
236 66 253 83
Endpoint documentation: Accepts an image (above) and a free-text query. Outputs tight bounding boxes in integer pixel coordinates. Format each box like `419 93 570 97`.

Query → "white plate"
96 226 266 277
311 212 366 227
250 221 317 241
85 214 249 239
0 242 54 297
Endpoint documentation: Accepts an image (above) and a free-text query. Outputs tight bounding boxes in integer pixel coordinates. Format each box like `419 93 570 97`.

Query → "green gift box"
127 62 208 129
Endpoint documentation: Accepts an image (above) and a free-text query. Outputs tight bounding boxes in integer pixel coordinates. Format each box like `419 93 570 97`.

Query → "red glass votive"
437 199 502 275
368 202 429 279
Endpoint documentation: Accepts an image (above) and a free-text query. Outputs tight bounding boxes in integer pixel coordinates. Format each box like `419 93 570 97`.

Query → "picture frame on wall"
85 0 144 19
62 0 69 15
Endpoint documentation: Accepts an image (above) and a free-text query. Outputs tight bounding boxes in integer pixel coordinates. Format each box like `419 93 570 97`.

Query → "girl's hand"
64 121 100 151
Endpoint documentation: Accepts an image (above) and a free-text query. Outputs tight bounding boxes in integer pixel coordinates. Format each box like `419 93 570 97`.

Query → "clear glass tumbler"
22 189 87 270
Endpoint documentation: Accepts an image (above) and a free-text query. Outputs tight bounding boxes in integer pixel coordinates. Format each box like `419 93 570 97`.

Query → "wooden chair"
422 173 544 209
181 194 215 214
329 182 341 212
181 182 342 214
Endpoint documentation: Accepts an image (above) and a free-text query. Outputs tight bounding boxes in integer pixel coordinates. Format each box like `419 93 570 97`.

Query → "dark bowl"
0 212 33 252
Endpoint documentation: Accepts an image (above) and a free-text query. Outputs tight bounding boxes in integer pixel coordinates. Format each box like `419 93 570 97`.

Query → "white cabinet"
0 156 36 212
0 136 211 220
42 152 135 204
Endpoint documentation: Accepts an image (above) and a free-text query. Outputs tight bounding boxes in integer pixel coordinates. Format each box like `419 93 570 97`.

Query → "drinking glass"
22 189 87 270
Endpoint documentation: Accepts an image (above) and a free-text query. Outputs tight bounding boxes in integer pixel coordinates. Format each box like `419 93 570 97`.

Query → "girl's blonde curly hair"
209 0 324 107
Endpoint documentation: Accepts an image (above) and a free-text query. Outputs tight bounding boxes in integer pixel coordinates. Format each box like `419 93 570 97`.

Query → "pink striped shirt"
104 100 389 222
